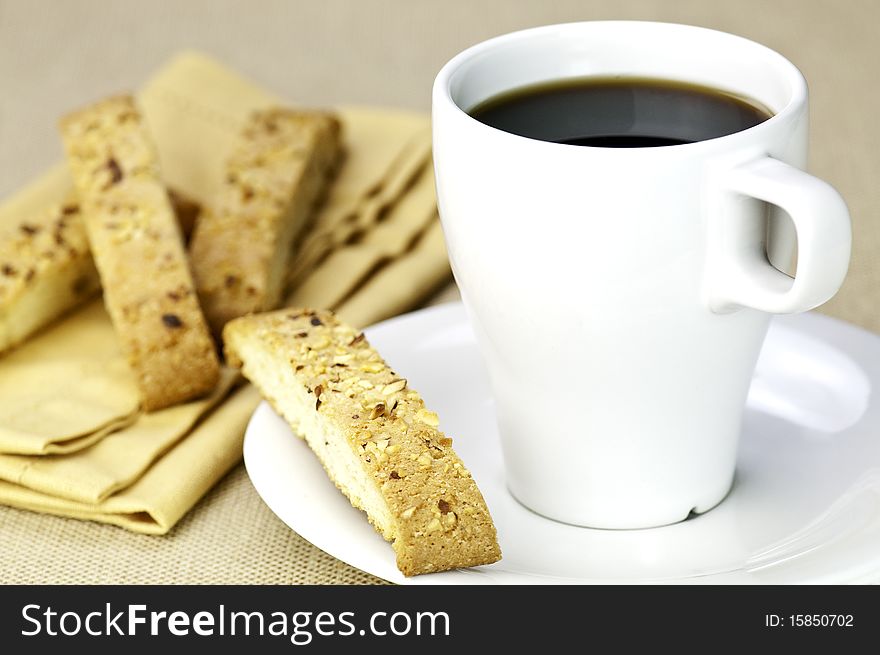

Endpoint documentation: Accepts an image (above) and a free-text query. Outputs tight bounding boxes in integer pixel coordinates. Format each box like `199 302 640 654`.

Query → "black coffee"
468 77 772 147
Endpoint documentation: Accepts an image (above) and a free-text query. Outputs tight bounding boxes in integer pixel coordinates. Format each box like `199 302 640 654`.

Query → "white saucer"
243 303 880 584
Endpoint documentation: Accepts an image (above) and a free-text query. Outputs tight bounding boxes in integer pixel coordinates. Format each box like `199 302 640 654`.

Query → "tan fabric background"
1 0 878 583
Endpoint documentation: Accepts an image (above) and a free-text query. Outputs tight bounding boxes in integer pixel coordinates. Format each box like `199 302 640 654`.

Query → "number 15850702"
765 614 854 628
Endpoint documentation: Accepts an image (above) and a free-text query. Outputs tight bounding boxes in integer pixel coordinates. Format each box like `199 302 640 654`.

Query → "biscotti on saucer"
190 108 341 336
59 95 220 411
223 308 501 576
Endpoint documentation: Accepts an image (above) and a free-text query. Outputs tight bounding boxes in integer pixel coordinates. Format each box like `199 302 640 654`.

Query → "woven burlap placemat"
0 464 385 584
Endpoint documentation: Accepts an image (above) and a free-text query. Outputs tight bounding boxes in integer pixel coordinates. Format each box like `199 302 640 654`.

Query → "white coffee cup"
432 21 851 529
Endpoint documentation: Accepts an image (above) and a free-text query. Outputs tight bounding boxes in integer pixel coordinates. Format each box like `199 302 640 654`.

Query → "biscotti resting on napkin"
0 187 198 357
190 108 341 336
59 96 221 410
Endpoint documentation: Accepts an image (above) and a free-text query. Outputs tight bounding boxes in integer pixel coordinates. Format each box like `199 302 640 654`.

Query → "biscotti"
190 108 342 335
0 191 200 356
59 95 220 411
223 308 501 576
0 200 99 354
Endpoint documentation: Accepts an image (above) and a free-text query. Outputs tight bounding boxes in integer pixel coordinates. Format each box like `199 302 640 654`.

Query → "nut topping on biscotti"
223 308 501 576
0 200 100 353
59 95 220 410
190 108 342 336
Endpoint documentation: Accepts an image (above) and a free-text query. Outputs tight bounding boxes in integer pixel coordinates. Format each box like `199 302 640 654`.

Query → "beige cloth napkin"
0 52 447 533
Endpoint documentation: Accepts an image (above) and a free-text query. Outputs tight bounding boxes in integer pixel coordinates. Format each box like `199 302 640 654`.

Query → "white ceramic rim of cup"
433 21 808 152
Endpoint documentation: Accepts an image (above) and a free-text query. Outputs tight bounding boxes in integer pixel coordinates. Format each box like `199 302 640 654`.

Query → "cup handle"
705 156 851 314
